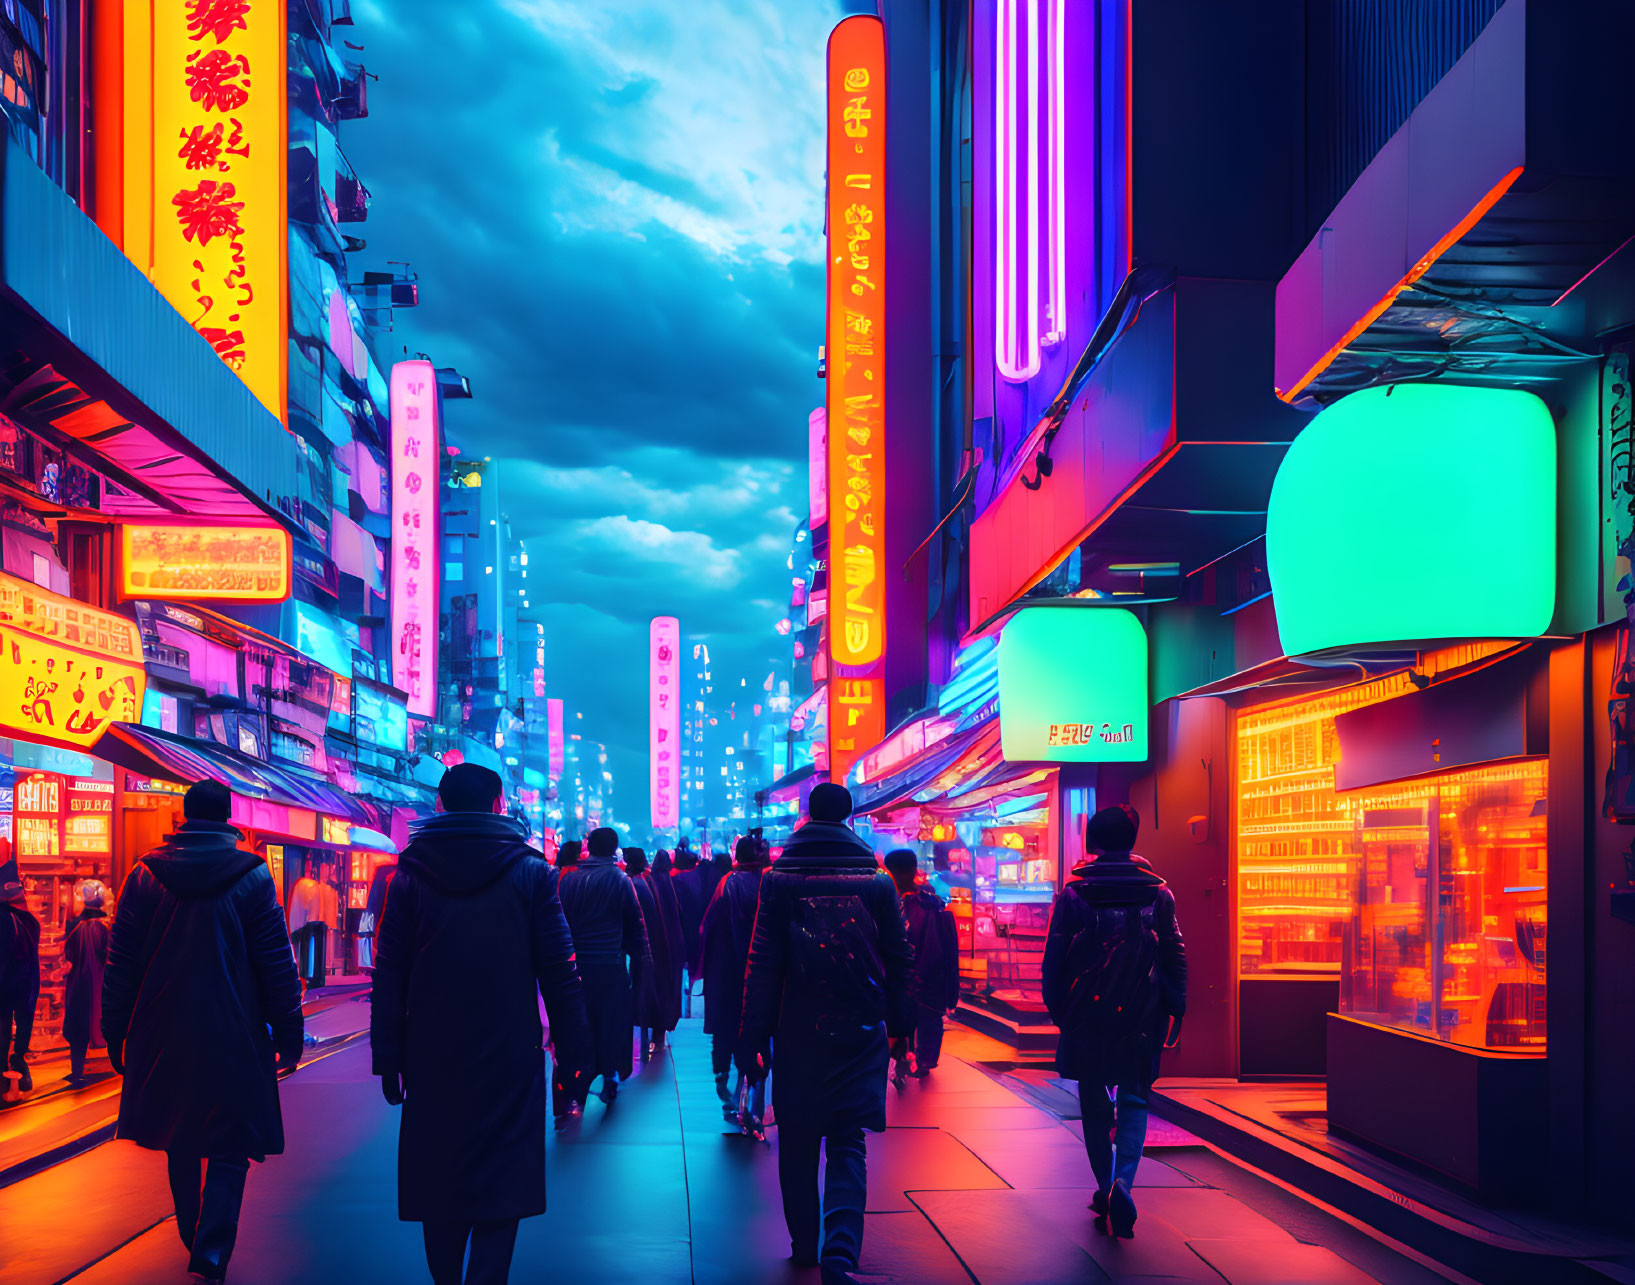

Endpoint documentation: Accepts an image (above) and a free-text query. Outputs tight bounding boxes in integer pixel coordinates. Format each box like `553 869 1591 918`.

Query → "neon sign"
0 574 146 749
650 617 680 829
995 0 1068 382
390 361 441 716
114 0 288 420
120 522 292 602
808 407 828 528
826 15 887 669
548 698 565 781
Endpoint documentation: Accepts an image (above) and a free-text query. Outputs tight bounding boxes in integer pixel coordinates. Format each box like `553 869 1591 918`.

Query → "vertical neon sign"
547 697 565 781
996 0 1067 381
808 407 828 529
390 361 440 717
650 616 680 830
825 15 888 785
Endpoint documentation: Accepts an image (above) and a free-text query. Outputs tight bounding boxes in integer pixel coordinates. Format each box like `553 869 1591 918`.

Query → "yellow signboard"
0 574 145 748
114 0 288 422
120 521 292 602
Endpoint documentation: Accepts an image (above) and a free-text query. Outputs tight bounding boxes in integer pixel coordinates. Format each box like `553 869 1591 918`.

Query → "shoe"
790 1248 819 1268
913 1066 934 1078
891 1061 909 1088
819 1257 860 1283
1090 1187 1110 1217
15 1067 31 1093
600 1078 618 1105
1109 1180 1137 1237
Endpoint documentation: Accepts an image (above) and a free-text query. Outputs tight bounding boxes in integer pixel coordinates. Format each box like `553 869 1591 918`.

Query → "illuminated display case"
1342 760 1546 1050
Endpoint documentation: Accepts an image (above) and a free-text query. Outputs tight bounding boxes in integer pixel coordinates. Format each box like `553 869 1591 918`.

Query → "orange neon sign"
825 15 887 668
112 0 289 423
119 522 293 603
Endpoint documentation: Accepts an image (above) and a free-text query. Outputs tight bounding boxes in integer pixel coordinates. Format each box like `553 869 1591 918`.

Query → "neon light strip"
1043 0 1066 344
1276 165 1524 403
995 0 1032 379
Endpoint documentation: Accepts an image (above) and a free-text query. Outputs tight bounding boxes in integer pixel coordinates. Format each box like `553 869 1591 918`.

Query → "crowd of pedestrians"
4 761 1189 1282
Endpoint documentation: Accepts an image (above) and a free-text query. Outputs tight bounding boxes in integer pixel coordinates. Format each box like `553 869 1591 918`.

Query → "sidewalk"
0 985 372 1188
0 1007 1455 1284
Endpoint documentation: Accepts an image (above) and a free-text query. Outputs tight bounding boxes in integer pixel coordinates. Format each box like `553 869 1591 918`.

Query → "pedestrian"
700 833 769 1134
0 849 41 1101
883 850 960 1081
371 764 591 1285
62 879 112 1085
701 847 730 907
623 848 682 1059
669 840 707 1016
556 838 582 871
99 780 304 1282
648 849 687 1028
555 826 650 1109
1041 804 1186 1238
739 783 913 1273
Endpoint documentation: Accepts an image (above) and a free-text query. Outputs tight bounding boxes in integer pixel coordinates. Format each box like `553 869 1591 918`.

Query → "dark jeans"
166 1152 250 1280
778 1126 867 1268
1080 1082 1151 1193
912 1004 945 1070
1 992 33 1070
423 1218 520 1285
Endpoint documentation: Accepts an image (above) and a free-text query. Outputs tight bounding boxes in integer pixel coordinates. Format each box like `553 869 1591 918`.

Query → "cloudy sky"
348 0 849 819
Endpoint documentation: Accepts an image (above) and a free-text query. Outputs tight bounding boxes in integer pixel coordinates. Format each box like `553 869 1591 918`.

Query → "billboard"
390 361 441 717
119 522 292 602
997 608 1148 762
547 698 565 781
650 616 680 830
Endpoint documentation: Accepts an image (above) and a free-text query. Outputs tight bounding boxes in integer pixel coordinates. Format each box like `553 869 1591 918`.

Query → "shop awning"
104 724 373 828
760 763 819 806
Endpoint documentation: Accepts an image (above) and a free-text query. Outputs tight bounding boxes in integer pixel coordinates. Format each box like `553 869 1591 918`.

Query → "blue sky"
348 0 846 820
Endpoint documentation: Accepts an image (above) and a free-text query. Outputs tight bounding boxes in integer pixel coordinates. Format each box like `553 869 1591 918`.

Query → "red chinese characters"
186 0 251 45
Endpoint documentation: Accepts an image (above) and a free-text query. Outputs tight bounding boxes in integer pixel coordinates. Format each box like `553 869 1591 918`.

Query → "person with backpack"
1041 804 1186 1238
100 780 304 1281
699 833 769 1133
883 850 960 1080
738 783 913 1273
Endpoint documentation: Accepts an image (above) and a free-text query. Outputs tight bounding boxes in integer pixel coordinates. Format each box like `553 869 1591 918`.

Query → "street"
1 1011 1442 1285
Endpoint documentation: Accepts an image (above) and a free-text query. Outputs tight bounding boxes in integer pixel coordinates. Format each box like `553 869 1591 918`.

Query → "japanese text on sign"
120 522 292 602
826 16 887 668
119 0 287 420
390 361 441 718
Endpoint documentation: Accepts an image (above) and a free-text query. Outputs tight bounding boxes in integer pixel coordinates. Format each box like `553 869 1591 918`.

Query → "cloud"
347 0 839 815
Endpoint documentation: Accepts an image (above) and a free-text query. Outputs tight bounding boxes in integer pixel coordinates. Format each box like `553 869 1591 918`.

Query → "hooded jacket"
101 820 302 1160
1041 851 1186 1086
370 811 590 1222
740 818 913 1133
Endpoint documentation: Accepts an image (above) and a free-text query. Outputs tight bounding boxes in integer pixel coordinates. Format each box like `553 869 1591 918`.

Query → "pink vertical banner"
390 361 441 717
547 698 565 781
808 407 827 528
650 616 680 830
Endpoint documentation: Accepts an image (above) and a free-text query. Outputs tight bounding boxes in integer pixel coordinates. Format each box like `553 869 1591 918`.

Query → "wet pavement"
0 1011 1449 1284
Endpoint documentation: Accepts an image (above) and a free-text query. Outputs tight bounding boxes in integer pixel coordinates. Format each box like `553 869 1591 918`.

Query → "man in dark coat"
1041 804 1186 1238
101 780 303 1282
0 853 41 1099
62 879 111 1084
700 834 769 1129
556 826 650 1108
648 849 687 1029
371 764 591 1285
884 850 961 1080
623 848 682 1059
739 783 913 1272
669 840 707 1016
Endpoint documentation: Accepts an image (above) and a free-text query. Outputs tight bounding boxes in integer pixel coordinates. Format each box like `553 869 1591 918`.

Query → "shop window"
1341 760 1546 1051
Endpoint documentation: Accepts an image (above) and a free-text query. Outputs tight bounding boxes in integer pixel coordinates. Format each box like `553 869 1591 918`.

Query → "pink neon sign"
995 0 1067 381
650 616 680 830
389 360 440 717
808 407 827 528
547 698 565 781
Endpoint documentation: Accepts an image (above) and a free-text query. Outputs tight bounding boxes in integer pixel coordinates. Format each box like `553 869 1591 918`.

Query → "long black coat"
557 857 650 1082
631 871 682 1031
645 866 687 1024
670 854 707 973
63 910 110 1048
700 864 766 1039
371 813 590 1223
741 821 912 1135
1041 854 1187 1087
102 822 303 1161
900 888 961 1012
0 898 41 1004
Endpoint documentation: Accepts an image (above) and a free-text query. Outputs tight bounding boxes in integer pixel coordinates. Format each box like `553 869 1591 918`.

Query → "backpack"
1058 883 1160 1042
787 892 886 1034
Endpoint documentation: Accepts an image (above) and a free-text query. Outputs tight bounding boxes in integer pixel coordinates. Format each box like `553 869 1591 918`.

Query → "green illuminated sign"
997 608 1148 762
1267 384 1556 657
